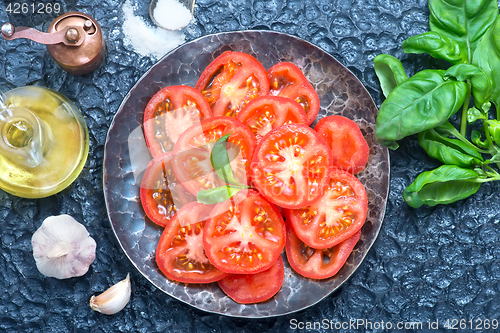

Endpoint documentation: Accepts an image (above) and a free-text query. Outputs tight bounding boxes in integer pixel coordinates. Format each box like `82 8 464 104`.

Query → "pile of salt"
153 0 193 31
121 0 186 60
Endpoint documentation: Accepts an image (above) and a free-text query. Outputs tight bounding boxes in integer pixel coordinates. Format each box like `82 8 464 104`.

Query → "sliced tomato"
203 190 285 274
236 95 308 143
140 152 195 227
268 62 320 125
218 256 284 304
286 226 360 280
285 169 367 249
171 116 255 195
250 124 331 209
315 115 369 175
144 85 213 157
156 202 227 283
195 51 270 118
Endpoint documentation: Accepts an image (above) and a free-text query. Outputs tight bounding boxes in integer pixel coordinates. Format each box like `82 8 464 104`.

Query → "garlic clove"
31 214 96 279
90 273 131 315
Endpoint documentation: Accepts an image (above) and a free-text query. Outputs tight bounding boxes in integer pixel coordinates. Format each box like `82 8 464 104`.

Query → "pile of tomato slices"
140 51 370 304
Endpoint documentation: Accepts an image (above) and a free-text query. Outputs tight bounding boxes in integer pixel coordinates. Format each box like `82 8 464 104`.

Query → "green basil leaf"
211 133 243 186
373 54 409 98
471 130 490 149
472 16 500 110
196 186 245 204
474 167 487 178
418 129 483 168
489 152 500 163
487 144 500 163
375 70 467 148
444 63 492 108
429 0 499 62
402 31 467 64
434 120 459 135
444 63 488 82
487 120 500 147
403 165 481 208
467 106 487 124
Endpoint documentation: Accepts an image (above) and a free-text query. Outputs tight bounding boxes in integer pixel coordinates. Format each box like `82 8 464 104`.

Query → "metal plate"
103 30 389 318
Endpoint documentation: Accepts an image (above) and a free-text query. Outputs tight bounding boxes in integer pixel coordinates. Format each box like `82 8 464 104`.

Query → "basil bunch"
374 0 500 208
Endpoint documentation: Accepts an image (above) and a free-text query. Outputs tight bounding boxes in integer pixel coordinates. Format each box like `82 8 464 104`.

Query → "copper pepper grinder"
1 12 105 75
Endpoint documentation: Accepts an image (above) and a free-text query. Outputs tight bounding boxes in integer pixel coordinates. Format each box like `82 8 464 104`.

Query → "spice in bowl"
150 0 194 31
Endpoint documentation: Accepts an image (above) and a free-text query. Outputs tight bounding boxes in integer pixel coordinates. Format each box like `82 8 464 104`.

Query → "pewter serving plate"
103 30 389 318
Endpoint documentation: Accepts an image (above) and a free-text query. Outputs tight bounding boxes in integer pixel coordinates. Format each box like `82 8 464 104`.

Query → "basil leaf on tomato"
211 134 244 186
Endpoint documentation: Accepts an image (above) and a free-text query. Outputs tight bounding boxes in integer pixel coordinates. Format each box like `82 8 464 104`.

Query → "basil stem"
196 185 249 205
460 81 472 136
434 122 489 154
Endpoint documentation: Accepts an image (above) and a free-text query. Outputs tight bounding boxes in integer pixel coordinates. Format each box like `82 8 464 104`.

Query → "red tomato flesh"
203 190 285 274
268 62 320 125
171 116 255 195
315 115 369 175
196 51 270 118
250 124 331 209
144 85 213 157
156 202 227 283
218 256 284 304
286 226 360 280
140 152 195 227
236 95 308 143
286 169 367 249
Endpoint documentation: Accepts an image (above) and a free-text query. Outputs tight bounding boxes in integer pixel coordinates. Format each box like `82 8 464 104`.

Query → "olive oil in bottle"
0 86 89 198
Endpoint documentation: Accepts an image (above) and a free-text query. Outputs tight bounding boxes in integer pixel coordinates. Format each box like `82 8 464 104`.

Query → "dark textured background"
1 0 500 332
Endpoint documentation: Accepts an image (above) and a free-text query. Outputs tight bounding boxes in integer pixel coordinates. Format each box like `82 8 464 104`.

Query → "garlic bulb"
31 214 96 279
90 274 131 315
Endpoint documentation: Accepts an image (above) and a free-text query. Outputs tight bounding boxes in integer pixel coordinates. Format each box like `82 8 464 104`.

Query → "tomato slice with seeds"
286 226 360 280
250 124 331 209
171 116 255 195
140 152 195 227
144 85 213 157
315 115 369 175
268 62 320 125
236 95 308 143
285 169 367 249
195 51 270 118
156 202 227 283
218 256 284 304
203 190 286 274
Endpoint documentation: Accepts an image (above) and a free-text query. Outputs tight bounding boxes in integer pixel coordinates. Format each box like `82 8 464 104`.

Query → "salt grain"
122 0 185 60
153 0 193 30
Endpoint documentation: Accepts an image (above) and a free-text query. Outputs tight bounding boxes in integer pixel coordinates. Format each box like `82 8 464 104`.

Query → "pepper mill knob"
1 23 14 37
65 28 80 43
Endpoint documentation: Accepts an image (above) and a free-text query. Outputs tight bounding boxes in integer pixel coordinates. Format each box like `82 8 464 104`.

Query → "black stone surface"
1 0 500 332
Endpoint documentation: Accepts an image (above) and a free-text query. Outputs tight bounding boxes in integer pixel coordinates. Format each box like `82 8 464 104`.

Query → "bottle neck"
0 101 45 168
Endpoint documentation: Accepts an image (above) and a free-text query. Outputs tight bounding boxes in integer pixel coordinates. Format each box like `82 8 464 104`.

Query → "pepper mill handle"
1 23 86 46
